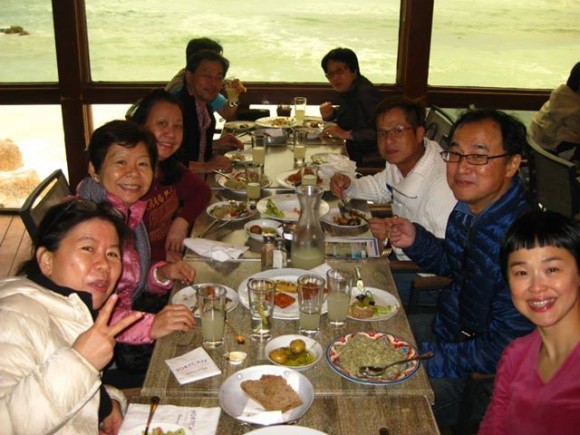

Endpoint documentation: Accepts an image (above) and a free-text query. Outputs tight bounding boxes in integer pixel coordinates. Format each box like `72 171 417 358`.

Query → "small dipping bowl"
224 351 247 365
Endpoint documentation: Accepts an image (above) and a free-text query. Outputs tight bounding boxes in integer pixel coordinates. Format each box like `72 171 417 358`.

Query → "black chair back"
424 105 455 148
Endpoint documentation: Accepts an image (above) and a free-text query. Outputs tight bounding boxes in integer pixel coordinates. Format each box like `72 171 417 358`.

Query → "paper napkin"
318 154 357 180
238 398 285 425
183 237 249 262
165 347 221 385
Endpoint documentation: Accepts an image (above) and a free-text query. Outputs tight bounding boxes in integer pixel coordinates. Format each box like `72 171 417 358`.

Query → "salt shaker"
273 238 288 269
261 235 275 270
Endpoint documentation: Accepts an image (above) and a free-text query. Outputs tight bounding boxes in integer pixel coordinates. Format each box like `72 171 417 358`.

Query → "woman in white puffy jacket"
0 199 143 434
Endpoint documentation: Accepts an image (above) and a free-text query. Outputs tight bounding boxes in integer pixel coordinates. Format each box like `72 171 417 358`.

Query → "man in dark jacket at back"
388 109 534 429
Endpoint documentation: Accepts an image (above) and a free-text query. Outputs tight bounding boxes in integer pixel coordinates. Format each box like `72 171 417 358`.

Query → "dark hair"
375 96 426 129
19 198 128 275
321 47 360 75
87 120 158 173
566 62 580 92
186 49 229 76
448 108 528 156
500 210 580 278
185 37 223 61
128 89 184 185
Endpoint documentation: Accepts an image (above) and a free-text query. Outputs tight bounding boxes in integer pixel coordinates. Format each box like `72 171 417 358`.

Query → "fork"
381 237 393 257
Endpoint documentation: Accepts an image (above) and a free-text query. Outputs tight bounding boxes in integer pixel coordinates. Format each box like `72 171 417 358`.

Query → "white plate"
219 365 314 425
275 170 330 191
310 152 349 165
171 284 239 316
265 335 323 372
256 194 329 222
255 116 300 128
206 200 256 221
244 219 283 242
225 149 253 163
238 268 327 320
224 120 255 132
217 171 272 193
122 422 193 435
348 287 400 322
321 207 369 228
247 426 326 435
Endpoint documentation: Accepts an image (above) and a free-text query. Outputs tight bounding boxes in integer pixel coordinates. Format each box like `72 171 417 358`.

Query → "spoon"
143 396 160 435
358 351 434 378
225 319 246 344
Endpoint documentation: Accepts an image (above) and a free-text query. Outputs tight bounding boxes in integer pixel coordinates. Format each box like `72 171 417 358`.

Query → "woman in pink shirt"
479 210 580 435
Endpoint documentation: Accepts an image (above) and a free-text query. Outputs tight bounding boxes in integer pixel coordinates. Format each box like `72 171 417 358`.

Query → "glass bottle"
273 238 288 269
261 234 275 270
291 184 325 269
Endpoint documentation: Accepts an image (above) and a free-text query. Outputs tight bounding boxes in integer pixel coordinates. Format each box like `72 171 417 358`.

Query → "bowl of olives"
265 335 323 372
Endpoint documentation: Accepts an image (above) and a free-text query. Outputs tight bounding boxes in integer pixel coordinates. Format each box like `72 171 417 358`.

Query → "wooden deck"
0 214 32 278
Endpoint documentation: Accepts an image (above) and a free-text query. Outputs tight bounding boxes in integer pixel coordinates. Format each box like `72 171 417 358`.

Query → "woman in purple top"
479 210 580 435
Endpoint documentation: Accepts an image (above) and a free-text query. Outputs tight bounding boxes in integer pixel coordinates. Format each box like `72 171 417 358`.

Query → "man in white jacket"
330 97 457 304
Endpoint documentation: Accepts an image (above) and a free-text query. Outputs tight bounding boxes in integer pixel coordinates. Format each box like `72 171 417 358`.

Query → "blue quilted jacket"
404 177 534 378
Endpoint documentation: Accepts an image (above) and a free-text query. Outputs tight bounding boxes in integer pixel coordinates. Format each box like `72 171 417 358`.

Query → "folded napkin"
318 154 357 180
165 347 221 385
309 262 332 276
120 403 220 435
184 238 248 262
238 398 285 425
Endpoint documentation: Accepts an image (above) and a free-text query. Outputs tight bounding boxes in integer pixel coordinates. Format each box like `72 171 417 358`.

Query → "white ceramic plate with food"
246 426 326 435
321 207 369 229
256 194 329 222
310 152 350 165
275 169 329 191
255 116 300 128
122 422 193 435
225 149 253 163
223 120 255 132
347 287 400 322
216 171 271 193
219 365 314 426
325 331 419 386
206 200 256 221
265 335 323 372
237 268 327 320
244 219 283 242
171 284 239 316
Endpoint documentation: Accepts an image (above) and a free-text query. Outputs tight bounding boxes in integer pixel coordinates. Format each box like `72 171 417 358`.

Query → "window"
85 0 400 84
430 0 580 88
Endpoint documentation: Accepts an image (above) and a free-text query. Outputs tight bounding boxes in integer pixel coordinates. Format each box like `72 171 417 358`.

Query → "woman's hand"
73 294 143 370
150 304 195 339
157 261 196 285
165 217 189 255
99 400 123 435
205 155 233 173
213 134 243 152
323 124 352 141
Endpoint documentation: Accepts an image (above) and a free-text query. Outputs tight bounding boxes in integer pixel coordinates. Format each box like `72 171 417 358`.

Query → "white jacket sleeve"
346 169 393 204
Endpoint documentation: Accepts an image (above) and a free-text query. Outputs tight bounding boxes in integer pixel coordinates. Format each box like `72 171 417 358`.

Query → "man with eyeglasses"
319 47 382 167
388 109 534 429
329 97 456 304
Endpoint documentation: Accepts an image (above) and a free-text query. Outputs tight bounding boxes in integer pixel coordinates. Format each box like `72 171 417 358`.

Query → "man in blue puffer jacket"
388 109 535 429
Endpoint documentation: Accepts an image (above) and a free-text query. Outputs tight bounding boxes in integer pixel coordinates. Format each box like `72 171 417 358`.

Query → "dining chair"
424 105 455 148
525 139 579 218
19 169 72 244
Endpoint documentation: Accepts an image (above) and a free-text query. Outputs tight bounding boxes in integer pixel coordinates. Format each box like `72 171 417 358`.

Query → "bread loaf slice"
241 374 303 412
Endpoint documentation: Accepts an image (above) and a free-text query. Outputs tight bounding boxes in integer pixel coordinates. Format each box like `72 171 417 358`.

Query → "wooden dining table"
136 130 440 434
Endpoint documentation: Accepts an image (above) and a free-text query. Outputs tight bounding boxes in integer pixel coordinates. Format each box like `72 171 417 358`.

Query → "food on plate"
240 374 304 412
286 168 322 186
265 198 285 218
249 224 277 235
268 339 315 367
332 213 363 226
274 279 298 293
274 292 296 309
349 292 393 319
335 334 402 378
223 172 268 190
210 202 250 220
249 225 262 234
304 120 323 129
145 428 186 435
270 117 293 127
230 152 247 161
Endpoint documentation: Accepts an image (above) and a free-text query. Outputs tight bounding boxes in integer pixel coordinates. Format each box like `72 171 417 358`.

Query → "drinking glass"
252 133 266 166
293 97 307 124
277 104 292 117
301 164 318 186
247 278 275 340
326 268 353 327
297 274 326 336
293 130 307 168
197 284 226 348
223 77 240 106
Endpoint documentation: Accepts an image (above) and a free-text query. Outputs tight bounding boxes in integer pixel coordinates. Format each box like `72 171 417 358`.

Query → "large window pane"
0 0 57 82
430 0 579 88
85 0 399 84
0 106 65 209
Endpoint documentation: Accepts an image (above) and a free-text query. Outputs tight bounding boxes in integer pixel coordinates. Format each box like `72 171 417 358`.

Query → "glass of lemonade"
197 284 226 348
248 278 275 340
293 96 307 124
252 133 266 166
245 163 262 205
293 129 307 168
224 77 240 106
301 163 318 186
297 274 326 336
326 268 353 327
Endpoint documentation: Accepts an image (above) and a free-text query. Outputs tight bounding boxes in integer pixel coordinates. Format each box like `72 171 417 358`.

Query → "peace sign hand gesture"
72 294 144 370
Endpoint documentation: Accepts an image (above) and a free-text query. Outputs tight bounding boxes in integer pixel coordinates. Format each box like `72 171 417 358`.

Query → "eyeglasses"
440 150 510 165
325 67 348 79
377 126 413 139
